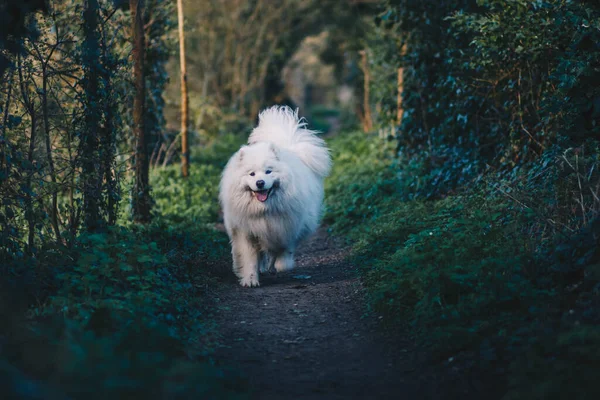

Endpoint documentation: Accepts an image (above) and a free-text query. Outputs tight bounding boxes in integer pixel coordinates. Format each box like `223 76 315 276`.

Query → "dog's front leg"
231 233 260 287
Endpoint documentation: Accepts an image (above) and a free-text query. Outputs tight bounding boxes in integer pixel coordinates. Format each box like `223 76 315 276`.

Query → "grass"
324 130 600 399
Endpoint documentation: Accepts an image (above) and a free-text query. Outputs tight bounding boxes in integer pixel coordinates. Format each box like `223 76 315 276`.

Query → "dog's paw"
239 274 260 288
274 252 295 272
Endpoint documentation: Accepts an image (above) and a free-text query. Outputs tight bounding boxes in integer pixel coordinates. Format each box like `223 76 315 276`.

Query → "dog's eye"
265 170 272 175
249 172 255 176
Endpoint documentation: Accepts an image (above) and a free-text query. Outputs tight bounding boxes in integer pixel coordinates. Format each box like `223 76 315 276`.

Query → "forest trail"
212 228 422 400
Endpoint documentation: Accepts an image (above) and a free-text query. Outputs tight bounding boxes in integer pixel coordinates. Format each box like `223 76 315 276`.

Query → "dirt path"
212 229 424 400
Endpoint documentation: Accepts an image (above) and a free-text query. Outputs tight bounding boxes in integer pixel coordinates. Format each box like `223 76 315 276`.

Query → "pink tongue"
256 191 268 202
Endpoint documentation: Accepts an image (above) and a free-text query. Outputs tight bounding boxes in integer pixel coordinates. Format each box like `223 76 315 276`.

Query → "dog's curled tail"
248 106 332 178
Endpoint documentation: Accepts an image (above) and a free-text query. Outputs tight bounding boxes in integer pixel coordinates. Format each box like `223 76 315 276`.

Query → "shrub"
0 133 245 399
367 0 600 196
324 130 400 233
325 130 600 398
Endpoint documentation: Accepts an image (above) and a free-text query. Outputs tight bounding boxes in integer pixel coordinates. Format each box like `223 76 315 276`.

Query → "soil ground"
212 229 432 400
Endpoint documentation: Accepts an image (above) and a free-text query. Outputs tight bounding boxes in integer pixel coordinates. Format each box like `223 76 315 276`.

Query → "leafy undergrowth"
151 133 246 225
325 131 600 399
0 134 247 399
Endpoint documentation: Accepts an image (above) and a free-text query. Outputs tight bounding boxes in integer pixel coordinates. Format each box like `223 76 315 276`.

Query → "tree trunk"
41 62 61 243
177 0 190 178
100 24 118 226
394 68 401 125
18 54 37 255
396 44 407 126
1 69 13 174
359 49 373 133
130 0 151 223
82 0 103 232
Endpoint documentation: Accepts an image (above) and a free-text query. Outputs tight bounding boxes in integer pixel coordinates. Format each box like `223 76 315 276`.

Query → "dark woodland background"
0 0 599 399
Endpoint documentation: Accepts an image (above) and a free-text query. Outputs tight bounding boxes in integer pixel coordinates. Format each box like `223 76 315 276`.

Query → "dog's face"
237 142 282 203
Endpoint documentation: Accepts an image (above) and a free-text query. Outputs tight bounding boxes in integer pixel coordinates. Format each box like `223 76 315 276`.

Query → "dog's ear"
238 147 245 162
269 143 280 161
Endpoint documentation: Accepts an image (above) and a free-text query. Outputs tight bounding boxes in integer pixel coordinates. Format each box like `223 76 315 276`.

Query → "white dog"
219 106 331 287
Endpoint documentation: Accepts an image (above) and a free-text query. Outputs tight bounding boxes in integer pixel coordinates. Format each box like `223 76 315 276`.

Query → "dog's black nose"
256 180 265 189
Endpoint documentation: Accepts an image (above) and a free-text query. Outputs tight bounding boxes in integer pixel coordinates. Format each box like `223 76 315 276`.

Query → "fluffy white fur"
219 106 332 287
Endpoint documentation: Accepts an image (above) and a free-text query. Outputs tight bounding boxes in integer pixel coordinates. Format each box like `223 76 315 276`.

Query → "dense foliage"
367 0 600 194
325 130 599 399
1 134 246 398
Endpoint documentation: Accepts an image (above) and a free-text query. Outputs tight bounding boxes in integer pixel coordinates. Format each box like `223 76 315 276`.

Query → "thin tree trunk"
396 44 407 126
177 0 189 178
41 63 61 243
130 0 151 223
103 90 118 226
100 27 118 226
156 142 167 167
26 116 36 253
1 70 13 174
18 54 37 254
67 124 77 240
359 49 373 133
162 135 181 168
150 139 161 168
60 100 78 241
396 67 404 125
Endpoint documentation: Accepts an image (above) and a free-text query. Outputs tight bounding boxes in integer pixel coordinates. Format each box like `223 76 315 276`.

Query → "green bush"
325 131 600 398
1 308 246 400
358 196 545 355
324 131 398 232
367 0 600 197
309 106 342 133
0 134 245 399
43 227 169 320
151 164 222 225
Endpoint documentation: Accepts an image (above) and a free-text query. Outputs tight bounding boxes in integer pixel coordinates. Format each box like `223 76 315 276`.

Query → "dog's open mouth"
253 189 271 202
